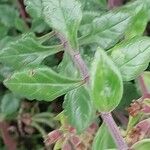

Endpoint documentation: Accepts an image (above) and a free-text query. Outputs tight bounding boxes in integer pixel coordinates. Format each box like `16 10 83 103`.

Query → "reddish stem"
101 113 128 150
108 0 124 9
0 121 17 150
17 0 29 27
138 75 150 99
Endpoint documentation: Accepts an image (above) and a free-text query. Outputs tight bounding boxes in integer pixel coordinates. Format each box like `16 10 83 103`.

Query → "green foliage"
0 0 150 149
79 9 131 49
91 48 123 112
0 93 20 119
0 33 63 69
64 86 94 133
131 139 150 150
4 67 83 101
42 0 82 49
111 37 150 81
92 123 116 150
24 0 42 19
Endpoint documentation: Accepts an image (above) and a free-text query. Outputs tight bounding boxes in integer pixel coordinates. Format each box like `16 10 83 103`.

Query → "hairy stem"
138 75 150 99
57 34 128 150
108 0 124 9
101 113 128 150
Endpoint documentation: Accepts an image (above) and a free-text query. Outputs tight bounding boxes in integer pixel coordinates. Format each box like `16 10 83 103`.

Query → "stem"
31 122 47 138
101 113 128 150
0 121 17 150
38 31 56 44
108 0 123 9
138 75 150 99
17 0 29 28
57 34 128 150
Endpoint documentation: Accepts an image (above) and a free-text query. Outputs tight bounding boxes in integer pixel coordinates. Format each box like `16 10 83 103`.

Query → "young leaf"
0 33 62 69
42 0 82 49
79 9 131 49
91 48 123 112
4 67 82 101
0 93 20 118
131 139 150 150
111 37 150 81
64 86 94 133
24 0 42 19
92 123 116 150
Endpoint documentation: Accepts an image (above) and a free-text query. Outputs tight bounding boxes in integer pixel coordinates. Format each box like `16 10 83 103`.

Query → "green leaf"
0 24 8 40
0 33 63 69
4 67 82 101
91 48 123 112
125 3 149 39
92 123 116 150
142 71 150 93
0 4 18 27
131 139 150 150
0 93 20 118
57 52 78 78
42 0 82 49
111 37 150 81
25 0 42 19
79 9 131 49
64 86 94 133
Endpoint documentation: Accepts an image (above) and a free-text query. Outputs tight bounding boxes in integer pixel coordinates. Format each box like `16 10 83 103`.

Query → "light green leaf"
125 3 149 39
92 123 116 150
24 0 42 19
42 0 82 49
131 139 150 150
64 86 94 133
0 33 63 69
4 67 83 101
91 48 123 112
79 9 131 49
0 93 20 118
111 37 150 81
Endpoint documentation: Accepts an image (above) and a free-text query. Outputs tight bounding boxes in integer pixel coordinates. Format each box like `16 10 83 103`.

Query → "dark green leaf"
111 37 150 81
0 33 63 69
117 82 139 110
42 0 82 49
0 93 20 118
64 86 94 133
4 67 83 101
91 48 123 112
0 4 18 27
92 123 116 150
0 24 8 40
